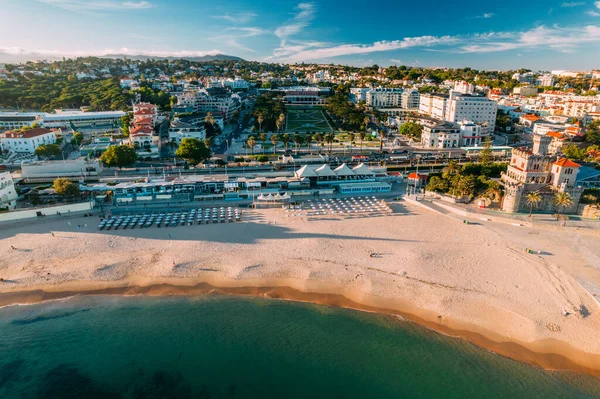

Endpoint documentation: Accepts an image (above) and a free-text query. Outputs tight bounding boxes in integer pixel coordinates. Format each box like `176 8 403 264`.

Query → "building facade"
0 128 58 154
501 134 583 214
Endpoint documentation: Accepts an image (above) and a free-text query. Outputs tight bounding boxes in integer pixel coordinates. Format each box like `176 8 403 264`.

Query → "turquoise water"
1 295 600 398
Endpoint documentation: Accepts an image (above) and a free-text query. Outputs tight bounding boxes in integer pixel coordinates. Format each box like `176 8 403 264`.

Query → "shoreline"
2 278 600 378
2 203 600 379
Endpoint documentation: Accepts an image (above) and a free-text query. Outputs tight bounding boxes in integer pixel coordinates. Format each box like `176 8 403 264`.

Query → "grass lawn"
286 108 333 133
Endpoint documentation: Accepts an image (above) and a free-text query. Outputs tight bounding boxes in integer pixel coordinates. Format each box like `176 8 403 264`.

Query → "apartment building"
445 92 498 135
0 128 58 154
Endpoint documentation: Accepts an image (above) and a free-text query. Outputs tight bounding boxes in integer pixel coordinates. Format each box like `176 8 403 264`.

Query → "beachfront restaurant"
338 182 391 194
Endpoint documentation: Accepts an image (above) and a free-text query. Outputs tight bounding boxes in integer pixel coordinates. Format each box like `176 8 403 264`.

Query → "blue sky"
1 0 600 69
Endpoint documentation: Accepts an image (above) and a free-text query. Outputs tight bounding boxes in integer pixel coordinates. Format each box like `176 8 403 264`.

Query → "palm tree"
276 113 286 133
553 192 574 221
293 133 303 154
204 137 212 150
326 132 335 154
247 136 256 155
443 160 459 176
204 112 215 126
378 130 386 154
257 114 264 133
358 131 367 155
282 133 291 152
526 191 542 217
363 116 370 131
259 133 267 145
313 133 323 154
305 133 312 152
348 132 355 154
270 134 279 155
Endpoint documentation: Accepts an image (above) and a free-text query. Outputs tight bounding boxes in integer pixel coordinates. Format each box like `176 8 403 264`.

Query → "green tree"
100 145 137 168
378 130 386 154
358 131 366 154
204 137 213 149
205 112 215 127
71 132 84 146
326 132 335 154
426 176 448 193
276 113 286 133
562 144 587 161
585 120 600 145
257 114 264 133
313 133 324 154
363 116 370 131
348 132 355 154
270 133 279 154
553 192 574 220
175 138 211 165
400 122 423 140
479 136 494 166
53 178 80 198
281 133 291 152
293 133 304 154
526 191 542 217
259 133 267 146
247 136 257 155
120 113 132 136
305 133 312 151
34 144 61 158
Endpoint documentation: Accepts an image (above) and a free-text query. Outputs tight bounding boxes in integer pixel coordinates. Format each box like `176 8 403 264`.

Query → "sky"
1 0 600 70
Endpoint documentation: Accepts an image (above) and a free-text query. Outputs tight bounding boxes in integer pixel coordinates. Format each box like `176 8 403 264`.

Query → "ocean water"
0 295 599 399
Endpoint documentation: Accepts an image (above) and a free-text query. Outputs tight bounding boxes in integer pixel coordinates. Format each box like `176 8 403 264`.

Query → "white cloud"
474 13 494 19
588 2 600 15
270 35 458 63
37 0 154 11
274 3 315 41
0 47 223 58
211 12 258 24
266 23 600 63
390 59 403 64
561 1 585 6
208 27 269 54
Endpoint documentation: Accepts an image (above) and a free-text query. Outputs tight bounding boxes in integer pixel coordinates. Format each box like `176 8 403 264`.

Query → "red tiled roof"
553 158 580 168
130 125 153 135
522 114 540 121
407 172 426 179
1 127 55 139
546 131 565 139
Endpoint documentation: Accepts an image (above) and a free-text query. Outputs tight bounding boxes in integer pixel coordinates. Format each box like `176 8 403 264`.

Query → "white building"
0 112 44 130
0 128 58 154
562 101 600 118
419 93 449 120
421 120 461 149
21 158 103 182
350 88 370 103
459 121 483 146
454 81 474 94
0 171 17 210
512 72 534 84
222 77 249 90
366 88 403 108
535 74 554 87
445 92 498 135
401 89 420 109
168 120 207 144
42 110 126 129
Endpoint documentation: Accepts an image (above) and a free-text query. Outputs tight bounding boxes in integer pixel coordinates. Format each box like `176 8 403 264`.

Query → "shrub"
256 155 269 163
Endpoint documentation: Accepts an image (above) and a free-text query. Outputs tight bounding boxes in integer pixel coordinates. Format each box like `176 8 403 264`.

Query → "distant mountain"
0 51 244 65
101 54 245 62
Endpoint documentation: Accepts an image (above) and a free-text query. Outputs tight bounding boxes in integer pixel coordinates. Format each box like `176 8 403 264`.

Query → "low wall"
0 202 94 223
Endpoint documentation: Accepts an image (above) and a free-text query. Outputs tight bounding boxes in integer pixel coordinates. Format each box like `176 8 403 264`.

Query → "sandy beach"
1 200 600 376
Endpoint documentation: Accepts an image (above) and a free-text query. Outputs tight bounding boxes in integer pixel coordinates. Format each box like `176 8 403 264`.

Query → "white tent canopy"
315 164 337 177
295 165 318 178
334 163 354 176
352 163 375 176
